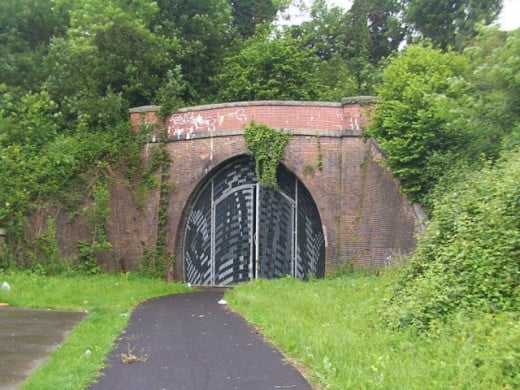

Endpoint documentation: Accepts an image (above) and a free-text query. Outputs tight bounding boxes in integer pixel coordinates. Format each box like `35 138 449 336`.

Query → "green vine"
244 122 290 189
136 126 176 278
154 145 175 276
316 136 324 171
77 182 112 274
27 216 64 275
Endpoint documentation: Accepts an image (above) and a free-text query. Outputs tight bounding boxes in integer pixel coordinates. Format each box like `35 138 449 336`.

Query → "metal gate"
183 157 325 286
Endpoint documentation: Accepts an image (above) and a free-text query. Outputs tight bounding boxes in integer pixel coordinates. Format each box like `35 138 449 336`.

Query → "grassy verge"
225 270 520 389
0 270 189 389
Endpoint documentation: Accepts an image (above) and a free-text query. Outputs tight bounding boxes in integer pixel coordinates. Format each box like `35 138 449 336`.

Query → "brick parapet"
129 98 375 140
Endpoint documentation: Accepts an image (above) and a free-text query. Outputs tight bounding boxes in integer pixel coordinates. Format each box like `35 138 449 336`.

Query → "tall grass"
225 270 520 389
0 270 189 390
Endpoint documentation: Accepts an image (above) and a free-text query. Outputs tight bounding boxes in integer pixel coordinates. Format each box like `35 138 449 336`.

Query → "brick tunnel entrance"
183 156 325 286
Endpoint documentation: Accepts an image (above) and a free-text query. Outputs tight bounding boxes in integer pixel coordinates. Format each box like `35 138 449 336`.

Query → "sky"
497 0 520 30
282 0 520 31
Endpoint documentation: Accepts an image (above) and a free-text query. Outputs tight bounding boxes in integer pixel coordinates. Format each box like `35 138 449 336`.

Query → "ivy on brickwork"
27 217 63 275
135 126 176 278
154 141 176 279
316 136 324 171
132 124 167 211
302 136 324 176
77 183 112 274
244 122 290 189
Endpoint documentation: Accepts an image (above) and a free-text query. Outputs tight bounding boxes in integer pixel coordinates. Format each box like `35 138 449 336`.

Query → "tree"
469 27 520 143
288 0 405 95
447 27 520 160
230 0 289 39
368 27 520 205
213 32 321 101
0 0 70 89
153 0 234 102
367 45 469 202
44 0 181 126
345 0 406 64
288 0 350 61
405 0 503 49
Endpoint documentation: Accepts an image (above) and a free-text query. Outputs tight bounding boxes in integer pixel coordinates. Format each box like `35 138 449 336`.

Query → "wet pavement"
0 307 85 390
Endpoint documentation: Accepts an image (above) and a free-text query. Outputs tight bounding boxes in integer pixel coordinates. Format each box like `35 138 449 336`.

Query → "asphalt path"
88 290 313 390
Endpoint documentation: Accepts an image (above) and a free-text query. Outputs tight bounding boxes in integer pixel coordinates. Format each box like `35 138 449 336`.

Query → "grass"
0 270 190 390
225 270 520 389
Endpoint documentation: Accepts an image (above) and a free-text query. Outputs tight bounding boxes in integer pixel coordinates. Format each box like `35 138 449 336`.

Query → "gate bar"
255 184 260 279
210 179 215 285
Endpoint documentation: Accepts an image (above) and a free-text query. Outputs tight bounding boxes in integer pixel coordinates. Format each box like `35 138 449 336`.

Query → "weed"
119 345 147 364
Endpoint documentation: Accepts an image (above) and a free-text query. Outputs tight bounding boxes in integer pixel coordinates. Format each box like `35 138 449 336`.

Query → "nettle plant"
244 122 290 189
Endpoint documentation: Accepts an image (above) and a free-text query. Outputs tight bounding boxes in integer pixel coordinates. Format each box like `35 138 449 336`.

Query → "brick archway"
123 98 420 279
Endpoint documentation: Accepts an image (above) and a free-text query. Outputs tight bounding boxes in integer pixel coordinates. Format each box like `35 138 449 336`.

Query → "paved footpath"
89 290 313 390
0 307 85 390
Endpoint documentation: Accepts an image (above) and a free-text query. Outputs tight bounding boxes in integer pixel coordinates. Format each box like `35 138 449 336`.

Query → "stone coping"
129 96 379 114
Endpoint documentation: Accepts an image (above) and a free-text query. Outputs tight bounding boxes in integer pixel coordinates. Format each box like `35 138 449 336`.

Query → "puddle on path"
0 307 85 390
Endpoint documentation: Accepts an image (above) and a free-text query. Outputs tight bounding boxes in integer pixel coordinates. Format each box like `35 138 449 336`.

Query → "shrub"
367 45 469 202
385 147 520 329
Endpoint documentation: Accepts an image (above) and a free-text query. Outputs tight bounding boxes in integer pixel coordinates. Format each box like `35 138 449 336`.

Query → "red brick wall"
129 99 371 139
128 99 419 277
33 99 417 276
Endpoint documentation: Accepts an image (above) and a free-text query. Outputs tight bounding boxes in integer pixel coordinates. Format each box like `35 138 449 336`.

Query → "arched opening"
183 155 325 286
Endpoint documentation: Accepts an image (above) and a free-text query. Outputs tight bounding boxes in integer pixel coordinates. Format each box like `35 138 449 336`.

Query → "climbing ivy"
244 122 290 189
154 140 176 279
77 183 112 274
316 136 324 172
27 216 64 275
134 126 176 279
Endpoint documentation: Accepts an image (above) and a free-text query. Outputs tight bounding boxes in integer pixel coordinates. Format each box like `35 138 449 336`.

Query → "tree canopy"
214 32 321 101
405 0 503 49
367 45 470 201
367 27 519 205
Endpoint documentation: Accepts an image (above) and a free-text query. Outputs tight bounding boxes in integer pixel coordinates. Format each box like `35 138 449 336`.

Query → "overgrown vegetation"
244 122 290 189
366 26 520 331
367 45 470 201
0 0 510 279
27 217 62 275
0 101 143 273
132 120 179 278
0 1 517 389
368 28 520 205
76 183 112 274
384 148 520 329
226 273 520 389
150 141 176 278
